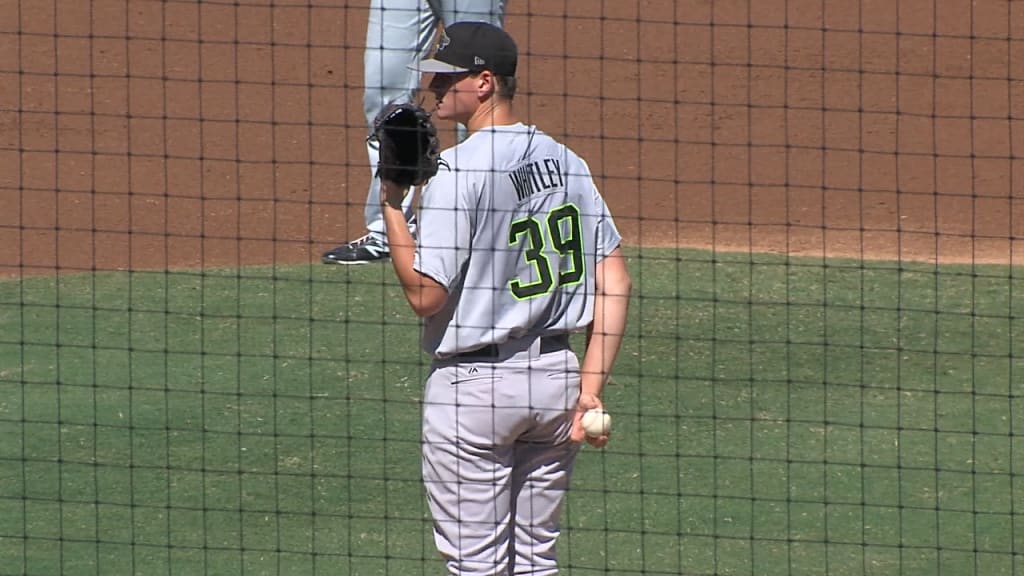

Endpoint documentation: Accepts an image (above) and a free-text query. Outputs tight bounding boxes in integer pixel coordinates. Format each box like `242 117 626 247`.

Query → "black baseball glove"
369 102 444 187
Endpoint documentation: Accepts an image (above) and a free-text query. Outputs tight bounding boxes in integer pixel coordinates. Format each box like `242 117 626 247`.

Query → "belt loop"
529 336 542 358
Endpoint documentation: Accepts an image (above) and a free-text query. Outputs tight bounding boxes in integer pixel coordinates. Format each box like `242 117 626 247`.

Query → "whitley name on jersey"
509 157 565 203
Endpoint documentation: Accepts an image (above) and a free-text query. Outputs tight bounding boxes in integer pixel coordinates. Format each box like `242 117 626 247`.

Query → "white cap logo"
437 32 451 51
474 56 485 66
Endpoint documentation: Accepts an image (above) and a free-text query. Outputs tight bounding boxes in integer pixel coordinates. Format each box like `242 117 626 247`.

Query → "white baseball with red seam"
581 408 611 437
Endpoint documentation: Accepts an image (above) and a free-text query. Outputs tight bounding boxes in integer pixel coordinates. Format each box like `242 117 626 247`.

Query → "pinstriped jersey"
414 123 622 358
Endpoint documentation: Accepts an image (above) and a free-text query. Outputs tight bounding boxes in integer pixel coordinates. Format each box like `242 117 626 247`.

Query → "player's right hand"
571 392 609 448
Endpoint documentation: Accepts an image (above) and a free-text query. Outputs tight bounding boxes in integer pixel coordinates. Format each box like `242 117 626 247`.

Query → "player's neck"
466 100 517 133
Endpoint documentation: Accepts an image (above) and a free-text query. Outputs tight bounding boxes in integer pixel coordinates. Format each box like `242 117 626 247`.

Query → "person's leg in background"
322 0 508 265
321 0 509 264
433 0 506 37
322 0 438 265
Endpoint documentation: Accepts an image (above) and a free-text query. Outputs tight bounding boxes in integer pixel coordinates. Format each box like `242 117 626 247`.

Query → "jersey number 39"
508 204 584 300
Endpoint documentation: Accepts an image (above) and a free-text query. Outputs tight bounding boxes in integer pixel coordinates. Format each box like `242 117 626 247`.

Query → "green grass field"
1 248 1022 575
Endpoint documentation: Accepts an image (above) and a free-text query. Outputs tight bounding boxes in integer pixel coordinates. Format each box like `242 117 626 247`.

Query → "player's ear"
476 70 496 99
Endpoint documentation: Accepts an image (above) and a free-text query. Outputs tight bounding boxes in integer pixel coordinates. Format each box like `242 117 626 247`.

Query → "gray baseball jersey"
415 122 622 357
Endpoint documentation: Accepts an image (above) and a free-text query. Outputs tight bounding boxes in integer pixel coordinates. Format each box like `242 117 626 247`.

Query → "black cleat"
321 234 390 265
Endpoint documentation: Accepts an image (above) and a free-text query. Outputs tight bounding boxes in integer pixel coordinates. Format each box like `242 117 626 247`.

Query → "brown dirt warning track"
2 0 1022 277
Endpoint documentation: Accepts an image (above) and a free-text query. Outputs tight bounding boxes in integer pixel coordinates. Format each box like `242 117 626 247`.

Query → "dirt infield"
2 0 1022 276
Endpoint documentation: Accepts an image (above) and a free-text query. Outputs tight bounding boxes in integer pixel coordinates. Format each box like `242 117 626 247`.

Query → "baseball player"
322 0 507 264
378 22 632 575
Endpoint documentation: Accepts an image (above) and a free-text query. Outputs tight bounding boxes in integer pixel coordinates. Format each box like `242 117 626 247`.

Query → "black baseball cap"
412 21 517 76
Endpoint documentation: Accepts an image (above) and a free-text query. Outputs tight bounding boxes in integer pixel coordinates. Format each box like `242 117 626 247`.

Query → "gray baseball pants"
422 339 581 575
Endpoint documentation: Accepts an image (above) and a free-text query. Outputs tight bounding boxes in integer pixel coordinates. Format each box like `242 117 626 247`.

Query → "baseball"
580 408 611 437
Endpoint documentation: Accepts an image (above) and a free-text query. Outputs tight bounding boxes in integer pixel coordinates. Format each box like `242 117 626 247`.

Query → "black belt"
452 334 570 361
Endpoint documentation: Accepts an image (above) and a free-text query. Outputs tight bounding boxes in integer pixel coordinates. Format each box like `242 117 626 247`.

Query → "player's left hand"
380 179 411 209
369 101 443 188
571 392 609 448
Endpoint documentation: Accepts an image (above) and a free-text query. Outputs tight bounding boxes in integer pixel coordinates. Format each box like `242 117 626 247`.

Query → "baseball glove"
369 102 444 187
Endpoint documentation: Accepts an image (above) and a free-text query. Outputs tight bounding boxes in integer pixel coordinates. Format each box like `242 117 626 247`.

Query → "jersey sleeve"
592 185 622 261
413 166 474 290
